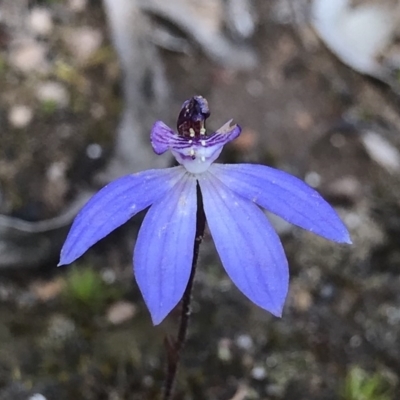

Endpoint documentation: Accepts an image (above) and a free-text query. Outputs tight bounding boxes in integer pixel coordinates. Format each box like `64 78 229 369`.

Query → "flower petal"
172 121 242 174
210 120 242 146
59 167 185 266
151 121 186 155
134 173 197 325
210 163 351 244
198 173 289 317
151 119 241 175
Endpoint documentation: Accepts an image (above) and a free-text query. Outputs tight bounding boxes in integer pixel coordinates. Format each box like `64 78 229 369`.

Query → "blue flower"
59 96 351 325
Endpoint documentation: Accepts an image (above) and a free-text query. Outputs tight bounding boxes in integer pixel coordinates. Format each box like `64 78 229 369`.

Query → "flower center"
177 96 210 138
173 96 217 174
151 96 241 174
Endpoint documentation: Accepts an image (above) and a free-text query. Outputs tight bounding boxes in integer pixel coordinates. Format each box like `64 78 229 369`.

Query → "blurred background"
1 0 400 399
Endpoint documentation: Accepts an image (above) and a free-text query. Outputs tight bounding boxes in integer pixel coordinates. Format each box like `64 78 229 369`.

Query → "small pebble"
361 130 400 173
266 355 278 368
69 0 88 12
320 283 335 299
10 41 48 73
290 283 312 312
327 176 362 202
47 162 67 181
106 301 137 325
385 306 400 325
90 103 105 119
86 143 103 159
63 27 102 64
46 315 76 344
330 133 346 148
349 335 362 348
246 79 263 97
344 212 362 229
294 110 313 131
227 0 256 39
235 334 254 350
101 269 116 284
305 171 321 188
36 81 70 108
29 8 53 36
31 278 65 301
251 365 267 380
29 394 47 400
142 375 154 388
8 105 33 128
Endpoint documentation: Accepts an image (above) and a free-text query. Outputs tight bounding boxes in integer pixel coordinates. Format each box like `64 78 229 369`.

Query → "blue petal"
150 121 183 155
198 173 289 317
210 164 351 244
134 173 197 325
59 167 185 266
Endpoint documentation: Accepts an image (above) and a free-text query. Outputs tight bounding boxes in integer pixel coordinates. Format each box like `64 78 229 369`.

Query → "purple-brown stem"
161 184 206 400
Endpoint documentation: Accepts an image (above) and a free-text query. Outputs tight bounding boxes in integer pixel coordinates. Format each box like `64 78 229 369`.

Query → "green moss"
341 366 393 400
84 46 115 68
62 265 119 315
40 99 58 115
54 61 85 87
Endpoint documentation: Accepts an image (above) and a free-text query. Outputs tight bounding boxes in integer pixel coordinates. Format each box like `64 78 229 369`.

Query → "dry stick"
162 185 206 400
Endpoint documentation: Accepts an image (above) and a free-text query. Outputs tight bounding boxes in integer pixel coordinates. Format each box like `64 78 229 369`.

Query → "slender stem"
162 184 206 400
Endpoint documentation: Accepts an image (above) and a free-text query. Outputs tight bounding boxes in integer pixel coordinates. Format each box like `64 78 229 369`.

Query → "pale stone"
106 301 137 325
31 278 65 301
29 394 47 400
68 0 88 12
311 0 398 77
361 130 400 173
36 81 70 108
63 27 103 64
30 8 53 36
8 105 33 128
9 41 48 73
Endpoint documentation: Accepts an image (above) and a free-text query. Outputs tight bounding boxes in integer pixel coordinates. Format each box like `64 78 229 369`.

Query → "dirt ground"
0 0 400 399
